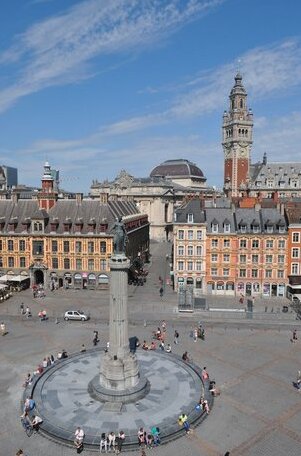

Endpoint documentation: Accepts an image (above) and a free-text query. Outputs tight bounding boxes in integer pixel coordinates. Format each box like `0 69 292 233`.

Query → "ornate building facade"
173 198 288 297
0 163 149 290
90 159 218 241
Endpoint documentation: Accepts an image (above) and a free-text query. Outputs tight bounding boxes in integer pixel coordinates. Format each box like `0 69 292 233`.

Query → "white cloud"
0 0 223 112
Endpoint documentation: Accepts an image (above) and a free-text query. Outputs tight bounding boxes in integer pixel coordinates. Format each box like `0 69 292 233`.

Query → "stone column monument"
96 218 148 403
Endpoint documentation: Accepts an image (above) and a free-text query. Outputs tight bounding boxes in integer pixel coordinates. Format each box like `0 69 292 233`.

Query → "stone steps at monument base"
37 403 212 452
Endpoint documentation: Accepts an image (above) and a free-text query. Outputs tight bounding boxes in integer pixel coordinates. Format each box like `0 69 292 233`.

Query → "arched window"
240 98 243 108
231 100 235 110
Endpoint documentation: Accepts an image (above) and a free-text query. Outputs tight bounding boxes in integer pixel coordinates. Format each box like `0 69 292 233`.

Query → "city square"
1 243 301 456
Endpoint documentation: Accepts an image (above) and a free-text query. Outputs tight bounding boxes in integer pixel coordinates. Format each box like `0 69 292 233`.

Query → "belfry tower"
222 73 253 197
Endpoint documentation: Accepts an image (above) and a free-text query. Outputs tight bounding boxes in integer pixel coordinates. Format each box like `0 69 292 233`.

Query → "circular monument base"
89 373 150 403
24 348 212 450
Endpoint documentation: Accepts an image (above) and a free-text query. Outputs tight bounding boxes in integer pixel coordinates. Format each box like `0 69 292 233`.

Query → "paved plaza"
1 242 301 455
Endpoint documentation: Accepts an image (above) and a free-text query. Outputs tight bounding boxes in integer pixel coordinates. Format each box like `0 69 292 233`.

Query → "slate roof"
174 199 205 224
249 162 301 188
205 208 236 234
0 199 141 235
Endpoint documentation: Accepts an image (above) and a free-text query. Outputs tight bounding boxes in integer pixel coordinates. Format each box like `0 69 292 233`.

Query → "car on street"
64 310 89 321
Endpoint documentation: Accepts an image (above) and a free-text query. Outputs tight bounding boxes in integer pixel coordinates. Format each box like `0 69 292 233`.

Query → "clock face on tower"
239 146 248 158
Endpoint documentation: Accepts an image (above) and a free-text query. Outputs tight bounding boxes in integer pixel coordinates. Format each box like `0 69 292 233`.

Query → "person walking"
159 287 163 298
292 329 298 343
1 321 7 336
174 329 179 344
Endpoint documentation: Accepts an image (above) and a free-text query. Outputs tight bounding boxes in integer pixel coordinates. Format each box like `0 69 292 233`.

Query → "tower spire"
222 73 253 197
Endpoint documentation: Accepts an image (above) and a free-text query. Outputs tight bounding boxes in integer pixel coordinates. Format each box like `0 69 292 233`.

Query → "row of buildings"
0 163 149 290
173 196 301 298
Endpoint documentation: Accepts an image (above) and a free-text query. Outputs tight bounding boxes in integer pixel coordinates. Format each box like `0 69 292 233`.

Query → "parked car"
64 310 89 321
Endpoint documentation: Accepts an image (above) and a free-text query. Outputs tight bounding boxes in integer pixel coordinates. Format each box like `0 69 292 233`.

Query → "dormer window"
212 223 218 233
75 218 83 233
253 225 259 233
266 223 273 233
88 218 96 233
33 221 43 232
223 219 231 233
187 213 194 223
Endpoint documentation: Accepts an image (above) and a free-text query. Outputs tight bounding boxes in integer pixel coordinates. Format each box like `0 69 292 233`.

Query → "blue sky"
1 0 301 192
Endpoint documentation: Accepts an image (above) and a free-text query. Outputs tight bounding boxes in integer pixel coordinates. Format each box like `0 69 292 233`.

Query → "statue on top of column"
112 217 128 254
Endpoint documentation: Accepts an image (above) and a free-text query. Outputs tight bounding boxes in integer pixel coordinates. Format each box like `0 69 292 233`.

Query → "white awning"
0 275 10 282
8 275 29 282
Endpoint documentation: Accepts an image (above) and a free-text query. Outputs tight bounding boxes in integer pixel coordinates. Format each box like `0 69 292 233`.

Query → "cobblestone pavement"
1 242 301 456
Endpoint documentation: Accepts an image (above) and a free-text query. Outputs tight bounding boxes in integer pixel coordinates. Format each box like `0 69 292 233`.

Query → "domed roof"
150 159 204 178
230 72 246 96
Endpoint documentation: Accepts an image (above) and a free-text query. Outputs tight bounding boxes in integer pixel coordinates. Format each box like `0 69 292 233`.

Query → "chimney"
100 192 108 204
11 192 19 204
76 193 83 205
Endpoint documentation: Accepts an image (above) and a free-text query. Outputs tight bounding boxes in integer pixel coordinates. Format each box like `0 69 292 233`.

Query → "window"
33 221 43 232
212 223 218 233
32 240 44 255
252 254 258 263
224 239 230 248
224 224 230 233
265 269 272 278
19 240 25 252
278 255 285 263
8 240 14 251
292 232 300 243
211 268 217 276
224 254 230 262
292 248 300 258
0 240 2 251
266 225 273 234
0 257 2 267
251 269 258 278
63 241 70 253
187 213 194 223
211 239 218 248
266 240 273 249
178 230 184 240
240 239 247 248
278 240 285 249
278 270 284 278
88 241 94 254
252 239 259 249
239 269 246 278
52 240 58 253
223 268 229 276
52 257 58 269
64 258 70 269
187 246 193 256
20 257 26 268
240 255 246 263
240 225 247 233
178 246 184 256
187 261 193 271
76 258 82 270
75 241 82 253
196 261 202 271
253 225 260 233
279 225 285 234
8 257 14 267
196 246 202 256
178 261 184 271
266 255 273 263
188 230 193 240
100 259 107 270
100 241 106 253
211 254 218 262
196 230 202 240
88 259 94 271
292 263 299 275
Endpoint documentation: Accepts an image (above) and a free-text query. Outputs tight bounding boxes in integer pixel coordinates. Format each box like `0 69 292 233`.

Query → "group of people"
75 428 126 454
138 426 160 449
99 430 125 454
22 351 68 387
